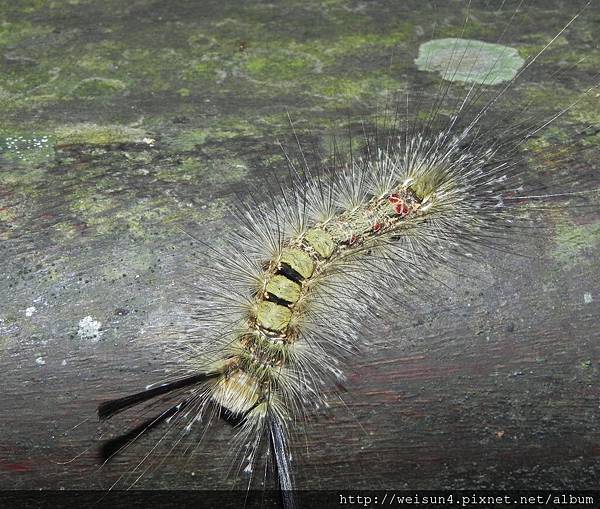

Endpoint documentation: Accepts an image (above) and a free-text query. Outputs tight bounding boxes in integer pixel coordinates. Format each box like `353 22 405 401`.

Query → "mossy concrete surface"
0 0 598 494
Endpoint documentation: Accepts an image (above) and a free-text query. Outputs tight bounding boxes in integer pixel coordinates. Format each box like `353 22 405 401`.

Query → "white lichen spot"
584 292 593 304
35 356 46 366
142 137 155 146
415 38 524 85
61 359 67 366
25 306 36 317
77 316 102 341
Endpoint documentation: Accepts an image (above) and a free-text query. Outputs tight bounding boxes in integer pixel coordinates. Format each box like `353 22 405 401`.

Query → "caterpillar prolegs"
97 2 600 506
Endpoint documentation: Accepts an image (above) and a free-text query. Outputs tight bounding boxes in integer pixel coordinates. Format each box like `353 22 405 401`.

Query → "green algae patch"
523 126 571 153
156 157 248 187
54 123 152 146
415 38 524 85
206 158 248 186
310 73 404 105
553 220 600 269
71 193 167 238
571 93 600 128
162 121 260 153
0 165 46 188
72 77 127 98
0 20 53 47
245 51 318 83
163 129 210 152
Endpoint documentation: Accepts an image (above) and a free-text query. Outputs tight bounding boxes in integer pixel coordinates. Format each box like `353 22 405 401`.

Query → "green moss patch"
553 220 600 269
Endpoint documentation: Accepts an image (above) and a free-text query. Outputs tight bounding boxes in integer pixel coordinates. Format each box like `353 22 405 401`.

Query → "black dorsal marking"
277 263 303 283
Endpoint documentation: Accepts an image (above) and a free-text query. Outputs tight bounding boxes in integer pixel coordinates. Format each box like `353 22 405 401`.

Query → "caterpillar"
9 0 593 506
96 10 600 508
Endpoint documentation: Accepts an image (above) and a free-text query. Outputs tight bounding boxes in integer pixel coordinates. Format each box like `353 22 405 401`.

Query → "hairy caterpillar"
2 0 598 506
89 2 600 506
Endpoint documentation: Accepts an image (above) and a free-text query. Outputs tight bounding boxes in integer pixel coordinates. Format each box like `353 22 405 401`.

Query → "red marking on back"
394 202 409 216
388 194 409 216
